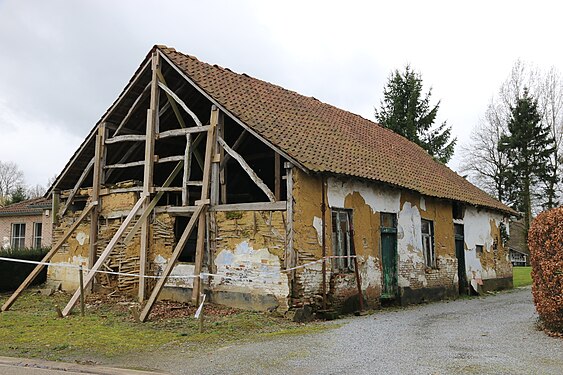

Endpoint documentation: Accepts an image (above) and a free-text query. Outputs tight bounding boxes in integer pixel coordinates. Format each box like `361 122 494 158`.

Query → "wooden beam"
104 142 143 180
100 186 143 195
1 203 96 312
156 70 187 130
192 107 217 305
157 125 211 139
275 153 281 201
62 196 146 316
219 130 247 170
157 81 203 127
217 137 276 202
285 163 295 272
59 157 95 217
105 134 146 144
123 161 184 244
156 155 184 164
89 123 106 273
154 187 183 192
182 133 192 206
140 52 160 302
105 160 145 170
139 204 206 322
167 201 287 215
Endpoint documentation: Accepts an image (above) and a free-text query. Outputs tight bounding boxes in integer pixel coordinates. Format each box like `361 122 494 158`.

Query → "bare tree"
27 184 46 199
0 161 24 205
462 60 563 211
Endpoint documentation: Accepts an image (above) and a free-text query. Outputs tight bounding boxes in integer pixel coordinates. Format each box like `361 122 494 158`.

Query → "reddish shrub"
528 208 563 332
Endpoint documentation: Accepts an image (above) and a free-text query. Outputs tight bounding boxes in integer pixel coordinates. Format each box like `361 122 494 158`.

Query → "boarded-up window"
421 219 436 268
331 209 354 272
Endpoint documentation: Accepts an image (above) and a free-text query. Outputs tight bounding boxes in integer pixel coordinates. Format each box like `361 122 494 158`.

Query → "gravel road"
138 287 563 375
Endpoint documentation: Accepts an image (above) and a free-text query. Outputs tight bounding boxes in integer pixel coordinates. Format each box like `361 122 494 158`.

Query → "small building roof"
0 197 51 217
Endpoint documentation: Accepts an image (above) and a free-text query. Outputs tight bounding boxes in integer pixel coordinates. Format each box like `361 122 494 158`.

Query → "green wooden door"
454 224 468 295
381 213 398 299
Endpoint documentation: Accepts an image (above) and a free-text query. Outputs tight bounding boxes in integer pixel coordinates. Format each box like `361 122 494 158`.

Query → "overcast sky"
1 0 562 188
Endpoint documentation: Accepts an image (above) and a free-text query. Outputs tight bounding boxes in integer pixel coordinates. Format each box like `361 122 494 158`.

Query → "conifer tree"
498 88 557 232
375 65 456 163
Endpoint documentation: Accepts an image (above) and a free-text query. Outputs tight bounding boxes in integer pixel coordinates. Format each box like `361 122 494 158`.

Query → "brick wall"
0 210 52 249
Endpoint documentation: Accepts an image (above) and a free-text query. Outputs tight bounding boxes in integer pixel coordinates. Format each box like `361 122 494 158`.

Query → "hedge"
528 208 563 333
0 247 50 292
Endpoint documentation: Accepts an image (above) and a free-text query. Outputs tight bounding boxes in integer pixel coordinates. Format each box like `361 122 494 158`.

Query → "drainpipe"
321 175 327 310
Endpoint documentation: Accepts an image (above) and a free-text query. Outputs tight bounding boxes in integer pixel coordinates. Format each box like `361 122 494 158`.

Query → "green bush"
528 208 563 333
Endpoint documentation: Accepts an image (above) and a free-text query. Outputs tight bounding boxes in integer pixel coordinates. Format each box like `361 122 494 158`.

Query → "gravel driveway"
140 287 563 375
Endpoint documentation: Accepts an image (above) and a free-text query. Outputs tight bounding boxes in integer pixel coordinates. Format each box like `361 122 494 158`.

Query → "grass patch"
0 291 330 363
513 266 532 287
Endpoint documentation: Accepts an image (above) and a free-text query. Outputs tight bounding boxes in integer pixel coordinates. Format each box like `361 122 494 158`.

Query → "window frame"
11 223 26 249
33 222 42 249
331 208 355 273
421 219 436 268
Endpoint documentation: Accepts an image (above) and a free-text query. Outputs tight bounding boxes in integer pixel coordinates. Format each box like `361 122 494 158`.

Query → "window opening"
33 222 42 248
11 223 26 249
331 209 354 272
421 219 436 268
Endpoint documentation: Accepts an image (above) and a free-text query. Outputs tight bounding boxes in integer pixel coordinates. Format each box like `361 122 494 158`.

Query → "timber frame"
4 47 296 321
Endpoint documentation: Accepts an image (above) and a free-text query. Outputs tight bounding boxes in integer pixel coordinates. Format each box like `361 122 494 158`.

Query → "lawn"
0 290 329 365
513 266 532 287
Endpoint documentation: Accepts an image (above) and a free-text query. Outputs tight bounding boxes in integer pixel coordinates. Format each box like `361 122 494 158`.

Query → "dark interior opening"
174 216 198 263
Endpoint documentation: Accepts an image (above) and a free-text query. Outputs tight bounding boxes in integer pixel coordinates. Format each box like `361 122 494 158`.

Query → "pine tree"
375 65 456 163
498 88 557 232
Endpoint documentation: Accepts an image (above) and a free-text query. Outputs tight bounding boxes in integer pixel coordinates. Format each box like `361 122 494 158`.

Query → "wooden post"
139 51 160 302
284 163 295 304
1 203 96 311
79 265 85 317
89 123 106 279
274 153 281 201
192 107 218 305
182 133 192 206
52 190 60 225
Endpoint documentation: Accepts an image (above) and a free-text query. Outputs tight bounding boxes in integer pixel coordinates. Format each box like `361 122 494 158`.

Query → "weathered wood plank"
218 137 276 202
219 130 247 170
157 125 211 139
1 202 96 312
105 134 146 144
167 201 287 215
156 155 184 164
62 196 146 316
182 133 192 206
105 160 145 169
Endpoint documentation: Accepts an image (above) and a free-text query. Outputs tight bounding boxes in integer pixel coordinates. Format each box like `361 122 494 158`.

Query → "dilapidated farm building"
5 45 516 319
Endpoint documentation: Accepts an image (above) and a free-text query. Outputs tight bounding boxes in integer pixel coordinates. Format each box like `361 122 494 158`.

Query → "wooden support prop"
1 203 96 311
192 107 218 305
157 81 203 127
139 203 206 322
60 157 94 217
105 134 146 144
79 265 85 317
123 161 184 244
140 52 160 302
217 137 276 202
157 125 211 139
61 196 146 316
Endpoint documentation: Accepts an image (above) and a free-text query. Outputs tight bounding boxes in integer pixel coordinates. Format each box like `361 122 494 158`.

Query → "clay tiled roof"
0 197 51 217
158 46 514 214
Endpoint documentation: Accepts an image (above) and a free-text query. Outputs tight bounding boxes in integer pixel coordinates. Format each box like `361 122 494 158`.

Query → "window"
11 223 26 249
331 209 354 272
476 245 484 256
421 219 435 268
33 222 42 248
